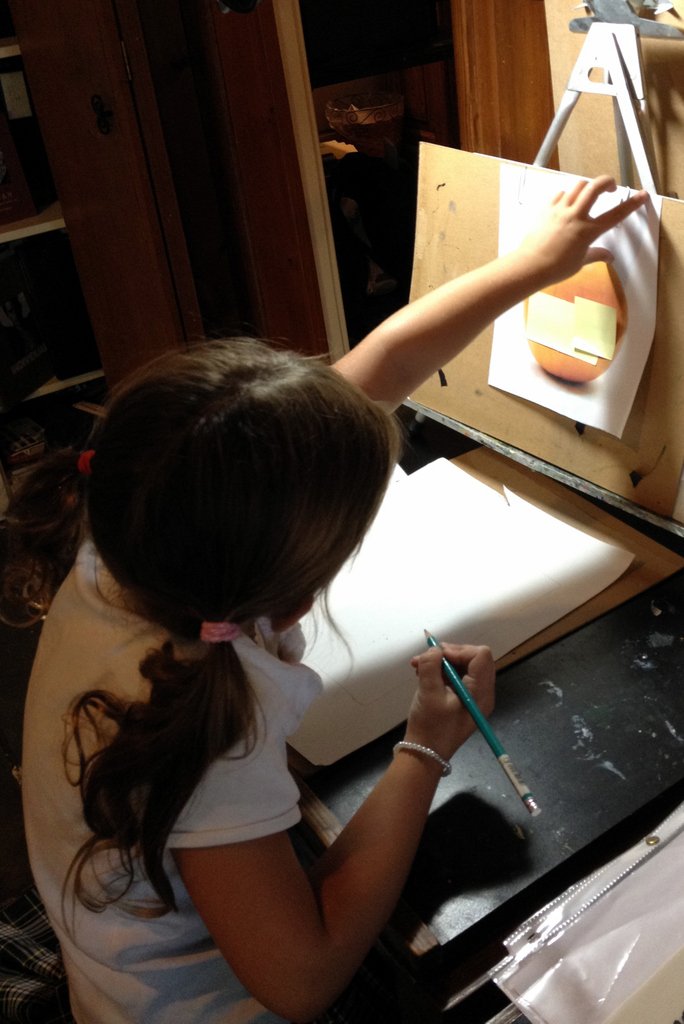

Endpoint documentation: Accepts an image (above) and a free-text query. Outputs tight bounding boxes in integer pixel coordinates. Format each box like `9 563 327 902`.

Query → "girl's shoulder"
34 541 172 705
170 635 322 847
233 627 322 739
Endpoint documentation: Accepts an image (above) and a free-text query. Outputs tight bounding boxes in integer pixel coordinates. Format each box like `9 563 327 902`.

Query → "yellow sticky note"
526 293 596 364
526 292 575 351
572 296 617 361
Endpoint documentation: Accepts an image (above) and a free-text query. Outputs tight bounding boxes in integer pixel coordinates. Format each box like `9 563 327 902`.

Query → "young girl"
4 176 646 1024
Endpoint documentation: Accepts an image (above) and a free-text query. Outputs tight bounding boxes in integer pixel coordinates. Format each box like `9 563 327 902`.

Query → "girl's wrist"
503 246 556 295
403 724 454 763
393 740 452 777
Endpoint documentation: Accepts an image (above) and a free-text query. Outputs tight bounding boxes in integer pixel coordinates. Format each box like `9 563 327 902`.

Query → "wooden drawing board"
409 144 684 517
289 445 683 783
455 447 684 668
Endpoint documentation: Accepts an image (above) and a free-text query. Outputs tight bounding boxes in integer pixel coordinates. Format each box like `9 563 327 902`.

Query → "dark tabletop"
307 569 684 968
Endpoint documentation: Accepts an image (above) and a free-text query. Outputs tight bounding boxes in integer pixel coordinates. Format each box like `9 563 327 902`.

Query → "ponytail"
67 638 256 913
1 449 90 626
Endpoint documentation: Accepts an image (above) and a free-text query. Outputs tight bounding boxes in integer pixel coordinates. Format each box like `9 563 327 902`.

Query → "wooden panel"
131 0 248 336
401 60 459 150
450 0 556 165
9 0 191 384
410 145 684 518
544 0 684 198
199 0 329 357
456 448 684 668
115 1 203 340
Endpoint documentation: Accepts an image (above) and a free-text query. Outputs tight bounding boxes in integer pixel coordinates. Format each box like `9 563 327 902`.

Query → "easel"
407 2 684 527
534 21 660 192
408 20 684 517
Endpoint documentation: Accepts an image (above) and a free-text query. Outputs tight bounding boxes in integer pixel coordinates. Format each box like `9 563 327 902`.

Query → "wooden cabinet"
7 0 332 388
9 0 199 387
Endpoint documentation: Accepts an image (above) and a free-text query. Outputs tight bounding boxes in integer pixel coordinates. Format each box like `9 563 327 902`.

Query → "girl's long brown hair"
3 339 401 912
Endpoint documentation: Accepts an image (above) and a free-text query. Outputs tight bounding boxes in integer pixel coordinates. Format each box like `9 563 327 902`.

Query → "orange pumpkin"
526 260 628 383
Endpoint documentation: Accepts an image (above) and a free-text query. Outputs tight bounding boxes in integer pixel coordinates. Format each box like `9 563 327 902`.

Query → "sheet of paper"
526 293 578 352
604 949 684 1024
526 293 606 364
488 164 661 438
290 458 634 764
574 297 617 360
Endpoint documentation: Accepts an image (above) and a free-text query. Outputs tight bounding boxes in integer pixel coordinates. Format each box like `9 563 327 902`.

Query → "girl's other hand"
517 175 649 286
404 642 495 762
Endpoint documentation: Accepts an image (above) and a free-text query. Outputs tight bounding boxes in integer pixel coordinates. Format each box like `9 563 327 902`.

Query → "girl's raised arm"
334 176 648 411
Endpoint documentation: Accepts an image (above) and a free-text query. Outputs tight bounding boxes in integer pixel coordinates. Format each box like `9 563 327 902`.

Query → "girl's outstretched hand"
517 174 649 287
404 642 495 763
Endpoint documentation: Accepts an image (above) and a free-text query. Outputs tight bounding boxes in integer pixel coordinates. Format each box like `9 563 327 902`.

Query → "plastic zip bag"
491 801 684 1024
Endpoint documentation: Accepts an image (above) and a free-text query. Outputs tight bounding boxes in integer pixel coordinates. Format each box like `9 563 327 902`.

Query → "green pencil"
424 629 541 817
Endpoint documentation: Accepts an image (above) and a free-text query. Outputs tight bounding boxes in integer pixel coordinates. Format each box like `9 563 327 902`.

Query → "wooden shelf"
24 368 104 401
0 201 65 244
0 37 20 60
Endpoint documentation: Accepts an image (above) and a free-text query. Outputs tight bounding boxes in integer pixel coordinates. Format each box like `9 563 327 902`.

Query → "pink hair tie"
200 620 242 644
77 449 96 477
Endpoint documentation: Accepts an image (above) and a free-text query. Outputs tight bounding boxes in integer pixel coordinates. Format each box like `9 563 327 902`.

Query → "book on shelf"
0 244 53 409
16 232 100 380
0 107 37 223
0 55 56 224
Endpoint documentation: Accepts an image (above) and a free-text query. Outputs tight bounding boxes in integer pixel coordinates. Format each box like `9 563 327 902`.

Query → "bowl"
324 91 404 158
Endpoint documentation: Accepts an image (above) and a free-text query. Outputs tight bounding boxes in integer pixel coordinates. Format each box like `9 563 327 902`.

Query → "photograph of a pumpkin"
525 260 628 384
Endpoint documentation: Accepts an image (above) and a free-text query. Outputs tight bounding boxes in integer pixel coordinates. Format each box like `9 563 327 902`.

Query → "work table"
296 566 684 1022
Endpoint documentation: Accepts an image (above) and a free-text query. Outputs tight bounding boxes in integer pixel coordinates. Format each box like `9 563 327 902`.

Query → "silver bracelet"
393 741 451 777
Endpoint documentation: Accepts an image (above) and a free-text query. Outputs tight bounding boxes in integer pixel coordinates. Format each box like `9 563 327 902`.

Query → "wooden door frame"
272 0 347 361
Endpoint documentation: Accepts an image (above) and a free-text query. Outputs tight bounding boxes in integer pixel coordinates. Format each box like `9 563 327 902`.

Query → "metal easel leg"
534 89 581 168
614 94 635 187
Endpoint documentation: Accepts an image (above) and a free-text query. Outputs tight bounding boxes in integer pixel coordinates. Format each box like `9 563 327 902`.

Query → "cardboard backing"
409 144 684 517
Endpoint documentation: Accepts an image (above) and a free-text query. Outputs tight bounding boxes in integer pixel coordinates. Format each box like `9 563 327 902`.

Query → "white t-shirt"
22 541 323 1024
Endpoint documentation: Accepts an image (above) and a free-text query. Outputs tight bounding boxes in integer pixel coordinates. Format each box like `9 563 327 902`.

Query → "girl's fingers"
562 177 595 208
570 174 617 214
411 644 493 695
412 648 450 692
565 177 646 234
591 189 648 232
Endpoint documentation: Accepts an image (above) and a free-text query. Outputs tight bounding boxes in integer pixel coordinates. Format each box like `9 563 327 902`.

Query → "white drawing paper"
290 458 634 764
488 164 661 438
